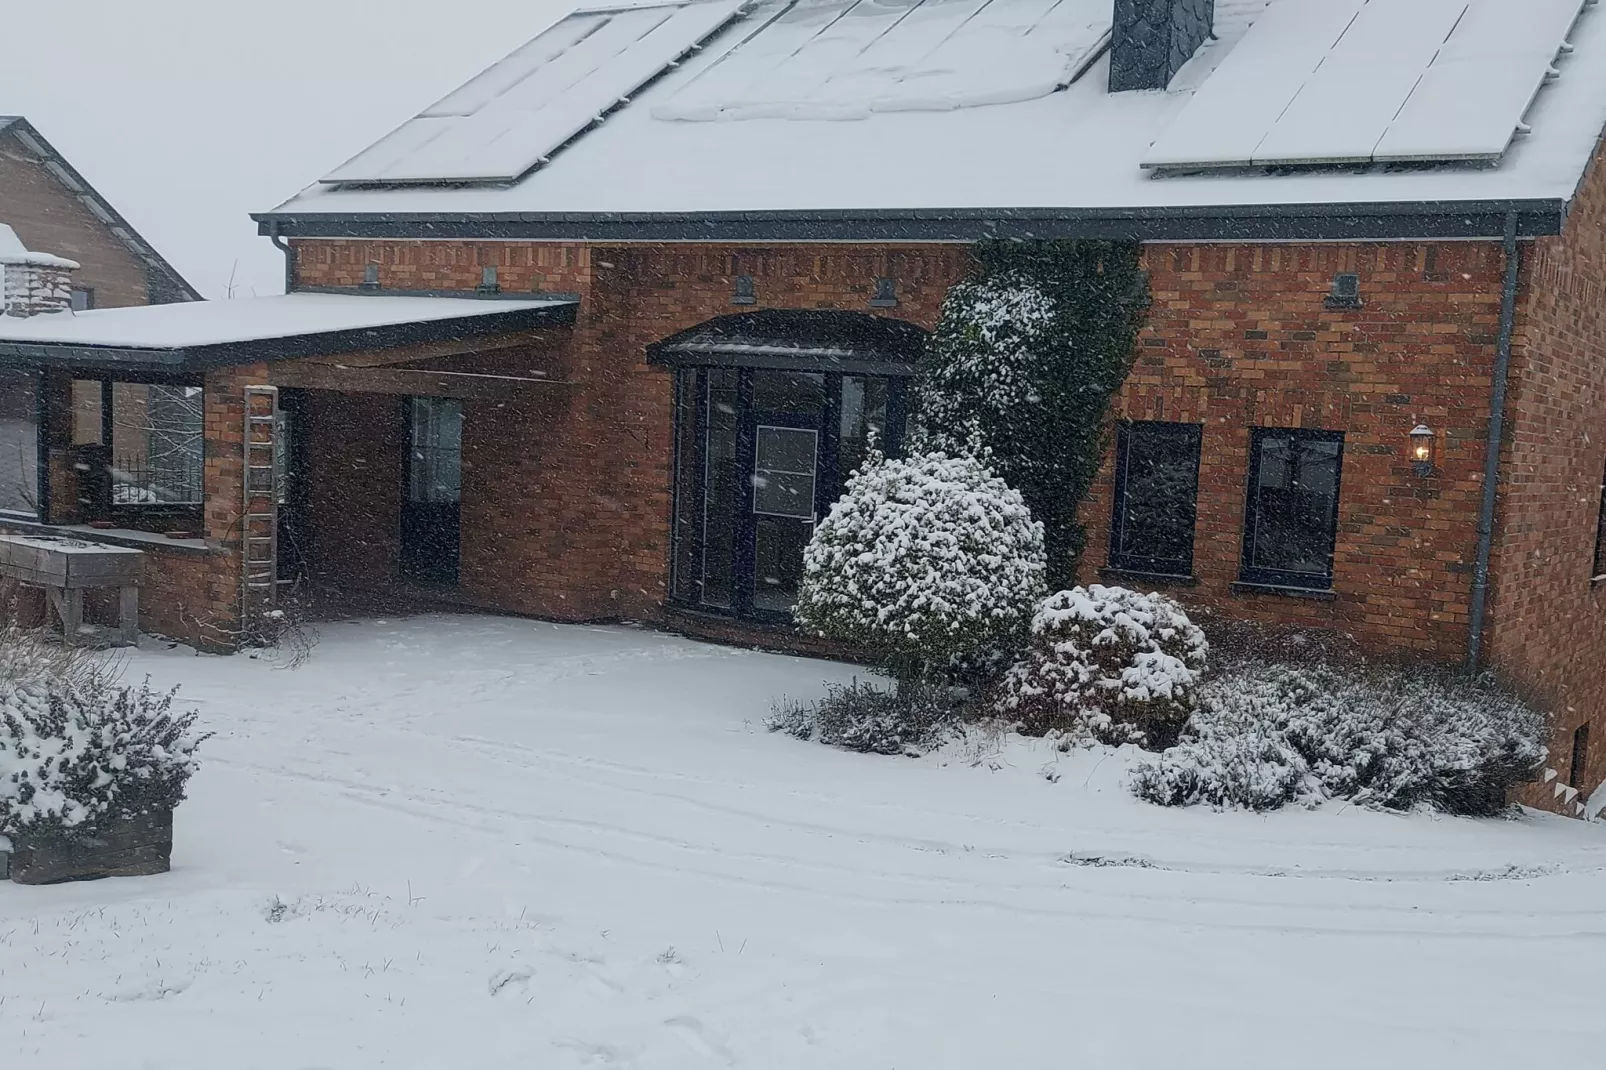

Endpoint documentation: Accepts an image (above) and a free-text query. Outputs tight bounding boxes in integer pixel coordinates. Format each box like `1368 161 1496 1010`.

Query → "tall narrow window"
1109 421 1202 577
1241 428 1345 590
1592 457 1606 582
0 368 40 518
1570 722 1591 789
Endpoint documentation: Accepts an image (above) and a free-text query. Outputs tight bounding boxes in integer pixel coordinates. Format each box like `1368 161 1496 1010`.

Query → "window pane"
701 370 739 608
752 370 825 416
1243 430 1344 586
0 369 39 517
1592 458 1606 580
1110 422 1201 575
71 380 103 444
753 514 812 613
671 370 701 601
838 376 889 482
754 426 817 519
111 382 203 505
408 397 462 504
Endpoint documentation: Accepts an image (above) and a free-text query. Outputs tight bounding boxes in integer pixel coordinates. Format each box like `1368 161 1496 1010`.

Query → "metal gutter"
267 221 295 293
1467 211 1524 673
252 199 1569 244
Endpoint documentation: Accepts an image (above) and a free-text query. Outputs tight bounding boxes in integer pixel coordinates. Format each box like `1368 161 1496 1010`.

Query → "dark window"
70 287 95 312
1570 722 1591 789
1241 428 1345 590
1109 421 1202 577
1593 458 1606 581
0 368 41 518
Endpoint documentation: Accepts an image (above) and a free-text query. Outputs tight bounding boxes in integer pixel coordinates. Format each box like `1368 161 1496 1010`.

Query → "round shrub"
994 585 1208 749
794 450 1046 686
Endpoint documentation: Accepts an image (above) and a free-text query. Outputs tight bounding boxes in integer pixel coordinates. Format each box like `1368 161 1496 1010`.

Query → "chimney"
1110 0 1215 93
0 225 79 317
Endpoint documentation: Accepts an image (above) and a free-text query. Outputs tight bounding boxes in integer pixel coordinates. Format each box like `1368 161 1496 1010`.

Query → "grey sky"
0 1 569 299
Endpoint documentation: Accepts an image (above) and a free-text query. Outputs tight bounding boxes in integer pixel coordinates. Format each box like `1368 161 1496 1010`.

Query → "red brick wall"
1492 143 1606 806
290 237 1515 666
299 389 404 592
1081 242 1507 661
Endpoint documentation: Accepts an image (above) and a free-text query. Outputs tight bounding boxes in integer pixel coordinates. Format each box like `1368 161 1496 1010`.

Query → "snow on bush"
1130 662 1546 816
794 449 1046 684
0 610 207 842
994 586 1208 750
768 678 954 757
908 273 1057 457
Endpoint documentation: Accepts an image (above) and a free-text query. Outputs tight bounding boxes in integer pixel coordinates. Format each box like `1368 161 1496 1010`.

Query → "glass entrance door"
400 397 462 585
672 368 904 621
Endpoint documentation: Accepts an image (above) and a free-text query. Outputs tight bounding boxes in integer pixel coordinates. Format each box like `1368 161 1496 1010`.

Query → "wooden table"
0 534 143 645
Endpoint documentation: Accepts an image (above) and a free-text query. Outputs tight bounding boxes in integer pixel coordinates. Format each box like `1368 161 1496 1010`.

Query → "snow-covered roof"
0 118 199 302
257 0 1606 242
0 292 578 368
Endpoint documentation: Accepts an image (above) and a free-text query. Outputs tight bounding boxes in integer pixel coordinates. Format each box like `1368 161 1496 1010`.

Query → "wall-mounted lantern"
732 274 757 306
869 277 899 308
1409 424 1436 476
478 266 501 294
361 263 381 290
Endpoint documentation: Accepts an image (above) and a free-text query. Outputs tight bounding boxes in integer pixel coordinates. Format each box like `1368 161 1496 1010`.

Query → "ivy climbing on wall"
910 240 1149 589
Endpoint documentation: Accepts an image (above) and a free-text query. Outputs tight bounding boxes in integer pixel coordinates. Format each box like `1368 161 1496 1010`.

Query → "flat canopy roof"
0 292 578 370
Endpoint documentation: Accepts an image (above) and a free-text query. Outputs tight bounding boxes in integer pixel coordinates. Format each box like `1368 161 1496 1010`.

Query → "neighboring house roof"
0 117 201 302
0 292 577 369
257 0 1606 243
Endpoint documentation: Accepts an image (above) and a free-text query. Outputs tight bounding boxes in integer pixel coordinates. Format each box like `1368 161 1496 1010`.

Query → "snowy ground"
4 615 1606 1069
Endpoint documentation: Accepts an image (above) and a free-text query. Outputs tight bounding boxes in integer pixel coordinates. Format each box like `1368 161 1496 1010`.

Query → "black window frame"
1570 722 1591 789
1108 419 1203 579
1592 456 1606 582
1240 427 1346 591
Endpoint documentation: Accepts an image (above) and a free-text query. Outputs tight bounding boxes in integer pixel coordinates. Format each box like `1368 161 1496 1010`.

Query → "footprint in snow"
666 1016 739 1065
488 965 534 996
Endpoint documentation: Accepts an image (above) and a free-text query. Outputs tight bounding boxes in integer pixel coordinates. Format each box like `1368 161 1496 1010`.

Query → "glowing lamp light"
1409 424 1436 476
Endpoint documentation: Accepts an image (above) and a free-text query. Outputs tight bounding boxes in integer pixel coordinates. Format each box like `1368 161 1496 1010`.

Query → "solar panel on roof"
653 0 1111 123
1374 0 1588 162
1141 0 1587 172
1140 0 1368 170
321 0 747 185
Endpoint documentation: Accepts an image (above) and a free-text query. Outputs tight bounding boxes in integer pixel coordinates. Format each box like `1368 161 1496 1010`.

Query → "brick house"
2 0 1606 808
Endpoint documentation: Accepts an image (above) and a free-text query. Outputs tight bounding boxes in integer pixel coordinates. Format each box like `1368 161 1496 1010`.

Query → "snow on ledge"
0 292 575 350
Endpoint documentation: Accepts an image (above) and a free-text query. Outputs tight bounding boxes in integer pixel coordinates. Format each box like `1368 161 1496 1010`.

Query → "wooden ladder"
241 386 280 641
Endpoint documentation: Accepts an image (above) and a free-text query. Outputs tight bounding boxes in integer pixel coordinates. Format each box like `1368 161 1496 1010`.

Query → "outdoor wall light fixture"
478 266 501 294
870 277 899 308
1325 272 1363 310
732 274 757 305
361 263 381 289
1409 424 1436 476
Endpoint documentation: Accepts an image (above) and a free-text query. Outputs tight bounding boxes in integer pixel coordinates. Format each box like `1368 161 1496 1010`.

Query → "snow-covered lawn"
5 616 1606 1068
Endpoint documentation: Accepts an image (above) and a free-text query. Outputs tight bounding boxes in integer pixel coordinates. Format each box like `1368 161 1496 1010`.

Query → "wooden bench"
0 534 143 645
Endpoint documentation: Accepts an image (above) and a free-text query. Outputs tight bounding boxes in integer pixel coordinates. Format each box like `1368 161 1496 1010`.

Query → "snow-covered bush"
1129 662 1546 816
1129 730 1311 812
794 449 1046 688
0 597 207 842
994 586 1208 750
768 678 954 757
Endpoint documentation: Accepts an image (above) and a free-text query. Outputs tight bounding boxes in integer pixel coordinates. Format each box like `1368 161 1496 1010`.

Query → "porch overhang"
648 309 928 377
0 292 579 373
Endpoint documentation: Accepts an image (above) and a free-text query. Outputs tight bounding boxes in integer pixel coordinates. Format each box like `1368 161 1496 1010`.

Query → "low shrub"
1130 662 1546 816
0 599 207 843
768 678 955 757
994 586 1208 750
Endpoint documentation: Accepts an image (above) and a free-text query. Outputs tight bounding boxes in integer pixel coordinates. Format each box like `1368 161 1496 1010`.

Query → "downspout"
267 221 295 293
1467 211 1523 673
